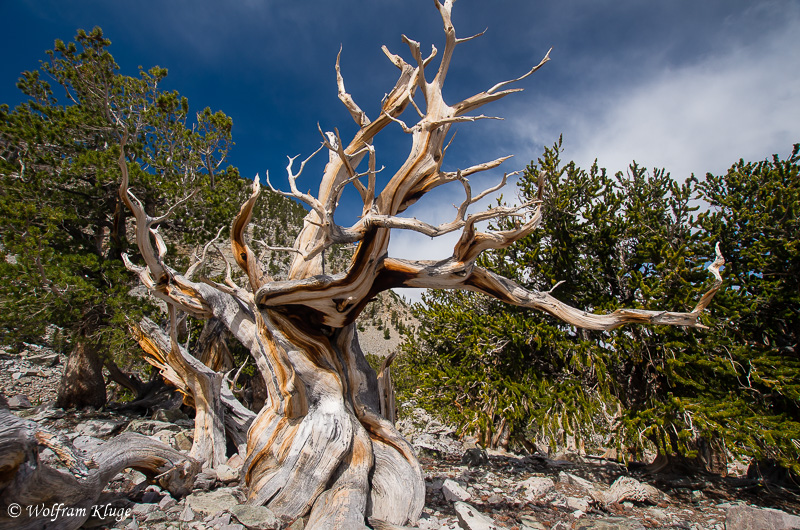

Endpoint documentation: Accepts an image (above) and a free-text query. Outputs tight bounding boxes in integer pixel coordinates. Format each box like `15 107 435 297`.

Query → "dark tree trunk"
55 333 106 409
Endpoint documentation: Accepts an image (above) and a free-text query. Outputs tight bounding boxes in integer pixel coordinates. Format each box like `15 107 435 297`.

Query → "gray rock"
216 464 240 483
152 408 188 423
487 493 504 504
520 476 555 501
151 429 178 447
519 514 547 530
75 419 125 437
158 496 177 511
426 477 444 492
725 504 800 530
180 504 195 522
194 469 218 491
548 492 569 509
174 431 194 451
566 496 591 512
442 478 471 502
453 502 500 530
418 513 441 530
7 394 32 409
229 504 281 530
218 525 246 530
144 509 167 523
131 503 158 517
226 453 245 468
124 419 181 436
208 512 232 526
396 407 464 456
25 352 60 365
558 471 594 491
574 517 646 530
183 488 241 519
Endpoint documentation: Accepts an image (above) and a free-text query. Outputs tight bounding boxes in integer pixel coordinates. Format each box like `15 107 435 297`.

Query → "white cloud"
506 5 800 179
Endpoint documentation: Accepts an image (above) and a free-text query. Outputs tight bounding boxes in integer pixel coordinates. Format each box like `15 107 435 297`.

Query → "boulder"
226 453 245 469
193 469 218 491
131 503 158 517
725 504 800 530
158 495 177 511
566 496 591 512
229 504 281 530
520 476 555 501
216 464 240 483
74 419 125 437
124 419 181 436
442 478 472 502
7 394 32 409
174 430 194 451
454 502 500 530
152 408 188 423
558 471 594 491
183 487 241 519
417 513 441 530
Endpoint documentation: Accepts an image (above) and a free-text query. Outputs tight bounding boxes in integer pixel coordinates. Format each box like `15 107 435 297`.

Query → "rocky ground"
2 348 800 530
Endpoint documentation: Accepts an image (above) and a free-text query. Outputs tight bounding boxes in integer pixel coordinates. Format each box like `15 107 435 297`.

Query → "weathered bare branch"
401 35 429 101
186 226 225 280
231 175 269 290
454 48 552 116
427 114 503 129
691 242 725 314
336 47 369 128
381 110 415 134
487 48 553 94
151 188 199 225
377 246 724 331
433 0 457 86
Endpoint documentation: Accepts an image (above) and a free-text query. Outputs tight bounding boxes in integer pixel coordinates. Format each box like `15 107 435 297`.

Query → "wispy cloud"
504 1 800 178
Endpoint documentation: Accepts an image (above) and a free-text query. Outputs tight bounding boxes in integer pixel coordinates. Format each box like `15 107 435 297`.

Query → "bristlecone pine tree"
70 2 723 528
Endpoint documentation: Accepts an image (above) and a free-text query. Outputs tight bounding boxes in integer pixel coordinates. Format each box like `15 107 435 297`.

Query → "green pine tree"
0 27 303 407
396 139 800 473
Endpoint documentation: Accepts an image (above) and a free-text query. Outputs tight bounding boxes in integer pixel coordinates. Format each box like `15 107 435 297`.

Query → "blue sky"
2 0 799 298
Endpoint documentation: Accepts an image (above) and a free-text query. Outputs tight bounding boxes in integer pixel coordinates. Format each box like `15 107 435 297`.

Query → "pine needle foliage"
396 139 800 472
0 28 304 374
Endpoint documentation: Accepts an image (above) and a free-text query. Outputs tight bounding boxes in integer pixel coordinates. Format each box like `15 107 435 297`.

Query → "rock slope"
2 371 799 529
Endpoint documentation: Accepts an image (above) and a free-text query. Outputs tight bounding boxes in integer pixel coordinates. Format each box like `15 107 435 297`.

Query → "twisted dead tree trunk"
132 315 255 464
117 1 724 528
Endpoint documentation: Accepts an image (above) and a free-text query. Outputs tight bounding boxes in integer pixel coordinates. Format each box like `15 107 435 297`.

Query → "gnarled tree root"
0 409 199 530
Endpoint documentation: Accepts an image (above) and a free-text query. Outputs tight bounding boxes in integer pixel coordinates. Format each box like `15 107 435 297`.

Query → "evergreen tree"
397 140 800 473
693 146 800 472
0 28 243 407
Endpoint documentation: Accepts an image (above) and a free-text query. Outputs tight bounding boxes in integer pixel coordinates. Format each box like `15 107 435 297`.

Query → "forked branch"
117 133 212 317
378 243 725 331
